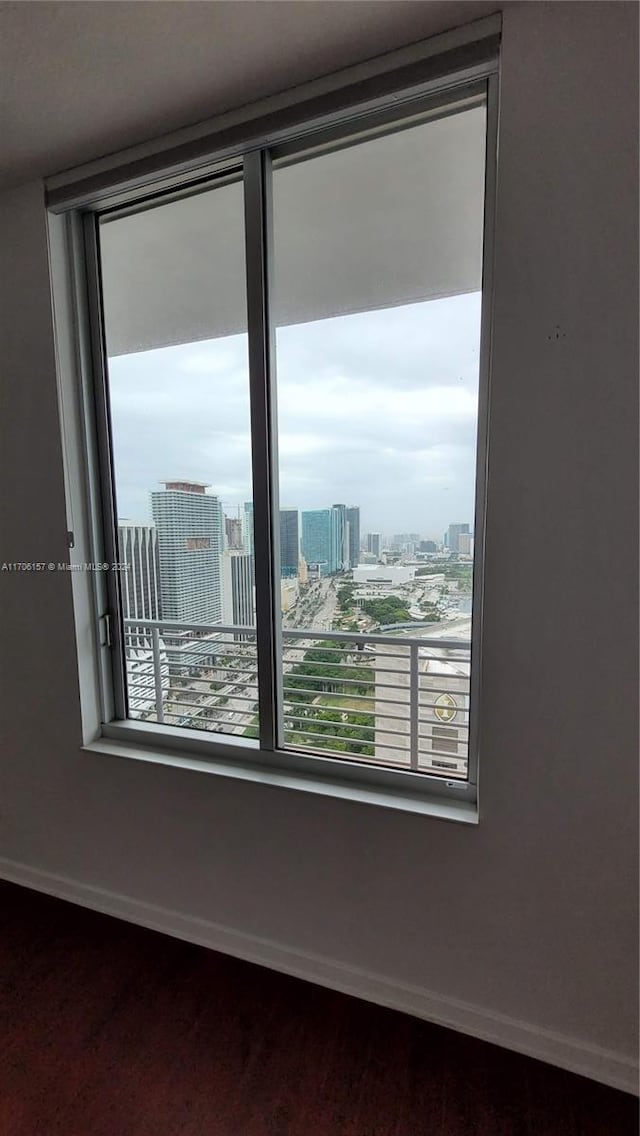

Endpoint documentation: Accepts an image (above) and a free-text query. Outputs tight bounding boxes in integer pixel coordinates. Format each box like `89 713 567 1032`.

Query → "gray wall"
0 2 637 1086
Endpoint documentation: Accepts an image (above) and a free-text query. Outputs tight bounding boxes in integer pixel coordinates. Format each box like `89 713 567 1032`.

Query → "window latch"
99 612 112 648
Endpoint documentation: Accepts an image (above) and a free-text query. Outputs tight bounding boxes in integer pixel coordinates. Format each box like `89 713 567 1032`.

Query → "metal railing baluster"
151 626 165 724
121 619 471 775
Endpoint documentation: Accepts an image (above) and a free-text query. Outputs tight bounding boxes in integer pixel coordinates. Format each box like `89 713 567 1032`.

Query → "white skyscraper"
117 522 167 719
243 501 254 556
151 481 223 625
222 550 255 633
117 521 161 620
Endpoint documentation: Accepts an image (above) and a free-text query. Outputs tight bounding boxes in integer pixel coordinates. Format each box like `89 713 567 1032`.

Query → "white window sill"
83 726 478 823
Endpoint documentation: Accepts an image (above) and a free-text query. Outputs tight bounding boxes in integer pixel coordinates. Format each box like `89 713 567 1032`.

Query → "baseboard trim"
1 856 637 1096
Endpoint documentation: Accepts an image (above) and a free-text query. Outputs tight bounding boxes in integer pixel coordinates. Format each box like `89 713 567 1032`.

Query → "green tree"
360 597 411 625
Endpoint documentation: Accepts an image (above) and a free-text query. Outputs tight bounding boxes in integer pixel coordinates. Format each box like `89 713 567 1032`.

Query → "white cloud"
108 292 481 537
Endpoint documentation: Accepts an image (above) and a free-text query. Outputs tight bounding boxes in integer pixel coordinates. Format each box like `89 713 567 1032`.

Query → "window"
99 175 257 738
51 29 498 813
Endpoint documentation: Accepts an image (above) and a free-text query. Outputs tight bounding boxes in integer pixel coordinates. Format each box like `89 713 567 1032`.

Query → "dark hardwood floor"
0 880 636 1135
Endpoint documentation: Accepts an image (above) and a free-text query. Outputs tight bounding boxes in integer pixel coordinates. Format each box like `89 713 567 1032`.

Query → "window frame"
48 28 499 819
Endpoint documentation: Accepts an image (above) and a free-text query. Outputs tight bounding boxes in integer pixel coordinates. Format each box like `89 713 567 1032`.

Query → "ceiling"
0 0 498 190
101 103 486 355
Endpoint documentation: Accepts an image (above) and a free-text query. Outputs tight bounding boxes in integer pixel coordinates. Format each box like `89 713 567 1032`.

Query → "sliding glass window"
99 175 259 739
271 95 486 777
83 74 493 797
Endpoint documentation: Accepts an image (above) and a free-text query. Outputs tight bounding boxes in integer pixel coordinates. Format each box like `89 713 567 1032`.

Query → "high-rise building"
117 521 161 620
151 481 223 624
366 532 382 558
221 550 255 634
447 523 470 555
279 508 299 578
392 532 420 553
458 532 473 556
302 509 332 576
346 506 360 568
225 515 243 550
419 540 437 554
330 504 349 572
117 522 167 719
243 501 254 556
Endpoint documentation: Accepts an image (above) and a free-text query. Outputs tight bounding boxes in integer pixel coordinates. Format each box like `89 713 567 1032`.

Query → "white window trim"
48 16 500 820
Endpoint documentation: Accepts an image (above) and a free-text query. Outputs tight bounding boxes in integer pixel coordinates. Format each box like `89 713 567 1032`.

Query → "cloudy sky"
108 291 481 541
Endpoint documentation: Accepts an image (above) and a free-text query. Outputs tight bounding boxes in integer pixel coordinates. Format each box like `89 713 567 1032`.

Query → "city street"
177 577 340 735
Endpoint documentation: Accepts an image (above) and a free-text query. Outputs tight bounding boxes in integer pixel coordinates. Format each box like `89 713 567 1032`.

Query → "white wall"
0 2 637 1091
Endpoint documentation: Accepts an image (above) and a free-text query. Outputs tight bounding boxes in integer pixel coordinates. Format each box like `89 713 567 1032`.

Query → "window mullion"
80 212 128 723
243 150 282 752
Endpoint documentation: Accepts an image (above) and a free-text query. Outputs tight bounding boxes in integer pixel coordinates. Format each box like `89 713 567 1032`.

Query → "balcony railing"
123 619 471 778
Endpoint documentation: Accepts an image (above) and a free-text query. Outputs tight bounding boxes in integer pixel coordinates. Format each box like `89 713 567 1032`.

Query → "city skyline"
117 488 471 550
121 489 470 552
